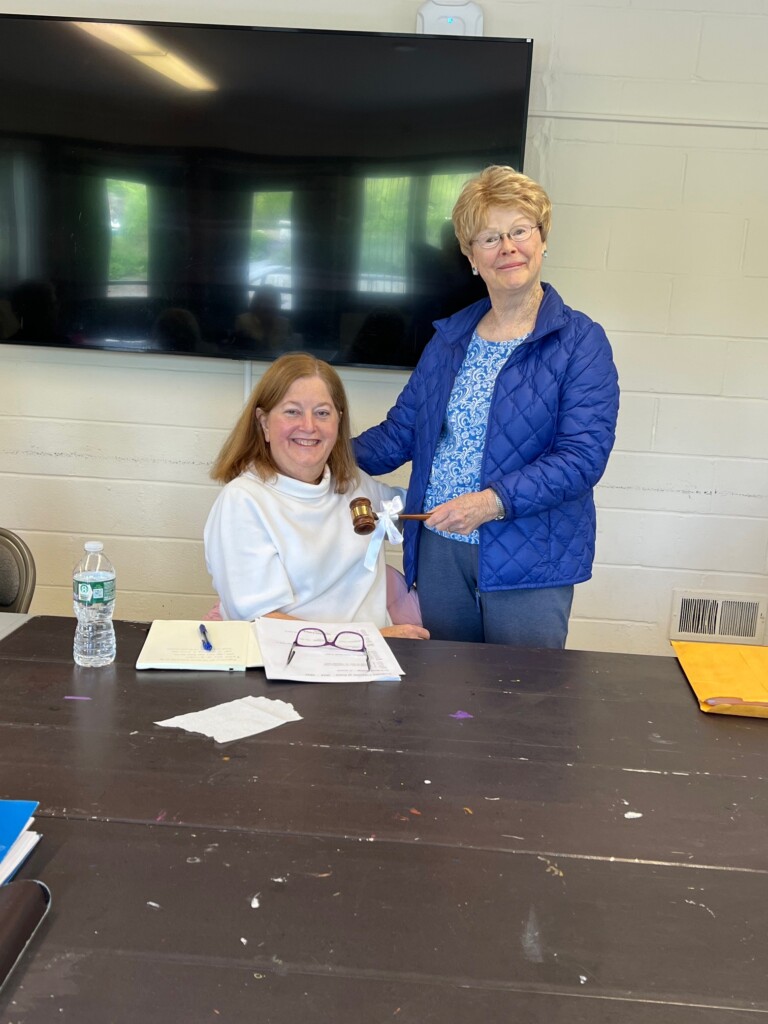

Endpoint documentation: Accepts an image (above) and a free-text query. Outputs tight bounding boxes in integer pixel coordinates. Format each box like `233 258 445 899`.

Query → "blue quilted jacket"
353 283 620 592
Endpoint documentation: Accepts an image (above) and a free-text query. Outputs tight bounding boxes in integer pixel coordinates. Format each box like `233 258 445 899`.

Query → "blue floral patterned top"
424 329 528 543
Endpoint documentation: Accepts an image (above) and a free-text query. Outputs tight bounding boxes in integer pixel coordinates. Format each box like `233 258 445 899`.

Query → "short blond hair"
211 353 358 492
452 165 552 255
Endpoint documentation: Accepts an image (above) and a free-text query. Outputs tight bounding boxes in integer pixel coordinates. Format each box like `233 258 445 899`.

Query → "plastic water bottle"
73 541 116 667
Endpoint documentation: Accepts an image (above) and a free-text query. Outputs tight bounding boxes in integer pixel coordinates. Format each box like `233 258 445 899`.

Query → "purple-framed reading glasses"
286 627 370 671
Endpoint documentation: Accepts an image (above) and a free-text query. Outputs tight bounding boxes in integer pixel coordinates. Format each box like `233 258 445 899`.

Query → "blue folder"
0 800 39 884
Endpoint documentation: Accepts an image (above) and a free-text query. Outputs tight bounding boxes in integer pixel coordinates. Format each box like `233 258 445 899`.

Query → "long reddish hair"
210 353 358 492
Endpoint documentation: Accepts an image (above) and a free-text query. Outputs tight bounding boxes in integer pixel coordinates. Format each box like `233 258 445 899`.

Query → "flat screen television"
0 15 532 368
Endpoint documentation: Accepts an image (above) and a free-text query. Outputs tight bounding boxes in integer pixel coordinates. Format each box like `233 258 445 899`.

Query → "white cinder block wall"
1 0 766 655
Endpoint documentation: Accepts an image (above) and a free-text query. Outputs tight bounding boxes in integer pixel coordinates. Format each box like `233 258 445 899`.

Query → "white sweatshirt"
204 466 403 626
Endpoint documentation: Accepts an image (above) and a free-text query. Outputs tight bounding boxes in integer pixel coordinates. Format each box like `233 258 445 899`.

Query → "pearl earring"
471 266 479 276
543 249 548 259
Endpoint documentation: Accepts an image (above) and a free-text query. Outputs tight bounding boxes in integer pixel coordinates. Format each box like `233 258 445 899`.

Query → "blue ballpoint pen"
199 624 213 651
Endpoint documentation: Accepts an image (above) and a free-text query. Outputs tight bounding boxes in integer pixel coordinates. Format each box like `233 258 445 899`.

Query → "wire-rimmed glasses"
472 224 540 249
286 627 370 670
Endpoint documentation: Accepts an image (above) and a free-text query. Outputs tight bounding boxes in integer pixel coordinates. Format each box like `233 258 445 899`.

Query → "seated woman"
204 353 427 639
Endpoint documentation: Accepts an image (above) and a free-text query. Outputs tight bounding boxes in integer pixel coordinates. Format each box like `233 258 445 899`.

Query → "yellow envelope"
672 640 768 718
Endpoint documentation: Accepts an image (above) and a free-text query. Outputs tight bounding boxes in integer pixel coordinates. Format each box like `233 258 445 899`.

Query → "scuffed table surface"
1 617 766 1022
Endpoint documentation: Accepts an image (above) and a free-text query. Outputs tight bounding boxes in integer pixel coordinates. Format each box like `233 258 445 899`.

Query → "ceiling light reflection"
75 21 217 91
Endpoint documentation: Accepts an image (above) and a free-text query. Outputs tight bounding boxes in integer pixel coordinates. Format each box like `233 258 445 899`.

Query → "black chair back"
0 528 36 613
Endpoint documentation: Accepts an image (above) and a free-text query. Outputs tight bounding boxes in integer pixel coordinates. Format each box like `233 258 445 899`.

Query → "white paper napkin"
155 695 302 743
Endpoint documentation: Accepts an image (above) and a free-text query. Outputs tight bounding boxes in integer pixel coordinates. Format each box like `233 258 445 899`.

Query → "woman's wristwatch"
492 490 505 520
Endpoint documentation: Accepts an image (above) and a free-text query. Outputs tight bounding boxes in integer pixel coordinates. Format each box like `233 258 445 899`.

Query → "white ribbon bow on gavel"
363 496 405 572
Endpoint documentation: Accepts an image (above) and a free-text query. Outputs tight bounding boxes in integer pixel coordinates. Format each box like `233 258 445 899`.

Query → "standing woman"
353 166 619 648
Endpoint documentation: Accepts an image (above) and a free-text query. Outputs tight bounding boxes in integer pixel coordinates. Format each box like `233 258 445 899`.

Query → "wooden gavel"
349 496 431 536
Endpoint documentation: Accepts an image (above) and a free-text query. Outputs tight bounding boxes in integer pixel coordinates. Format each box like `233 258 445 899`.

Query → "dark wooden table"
1 616 766 1022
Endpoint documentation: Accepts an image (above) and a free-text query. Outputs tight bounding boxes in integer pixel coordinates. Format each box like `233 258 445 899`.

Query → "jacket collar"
432 282 567 352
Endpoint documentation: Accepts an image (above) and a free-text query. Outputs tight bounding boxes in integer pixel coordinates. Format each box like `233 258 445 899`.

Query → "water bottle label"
73 578 116 605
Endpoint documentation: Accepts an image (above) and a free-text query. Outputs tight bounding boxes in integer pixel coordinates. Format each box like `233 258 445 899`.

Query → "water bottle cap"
84 541 104 552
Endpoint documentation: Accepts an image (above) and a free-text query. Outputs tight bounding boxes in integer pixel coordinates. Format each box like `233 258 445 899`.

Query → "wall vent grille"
670 590 767 644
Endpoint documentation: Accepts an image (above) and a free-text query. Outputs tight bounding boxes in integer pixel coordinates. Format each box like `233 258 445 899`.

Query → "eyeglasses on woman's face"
472 224 540 249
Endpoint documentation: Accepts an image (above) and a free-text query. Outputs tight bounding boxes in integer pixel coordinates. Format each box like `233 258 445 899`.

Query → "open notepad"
136 620 262 672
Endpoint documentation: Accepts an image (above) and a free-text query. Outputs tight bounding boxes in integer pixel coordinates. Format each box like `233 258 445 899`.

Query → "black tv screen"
0 15 532 368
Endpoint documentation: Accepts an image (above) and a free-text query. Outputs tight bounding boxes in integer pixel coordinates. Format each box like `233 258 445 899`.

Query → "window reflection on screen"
231 190 298 358
249 191 293 309
425 173 475 247
357 171 477 297
357 176 409 296
0 162 10 279
106 179 148 298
